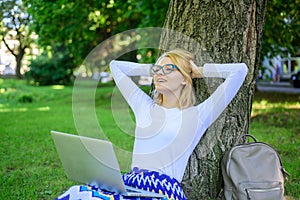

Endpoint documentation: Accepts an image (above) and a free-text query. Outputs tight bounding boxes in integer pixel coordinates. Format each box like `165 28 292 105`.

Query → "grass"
0 78 299 199
250 92 300 198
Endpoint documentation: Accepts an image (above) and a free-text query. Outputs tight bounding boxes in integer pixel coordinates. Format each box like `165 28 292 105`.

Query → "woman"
56 48 248 200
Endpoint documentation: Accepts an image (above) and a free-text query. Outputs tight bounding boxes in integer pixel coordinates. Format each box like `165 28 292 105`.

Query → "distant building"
261 54 300 81
0 46 16 75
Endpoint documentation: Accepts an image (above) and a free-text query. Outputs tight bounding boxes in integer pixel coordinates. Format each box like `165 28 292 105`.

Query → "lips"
156 78 166 83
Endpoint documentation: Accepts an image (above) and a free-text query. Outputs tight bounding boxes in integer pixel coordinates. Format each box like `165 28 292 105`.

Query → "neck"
161 93 180 108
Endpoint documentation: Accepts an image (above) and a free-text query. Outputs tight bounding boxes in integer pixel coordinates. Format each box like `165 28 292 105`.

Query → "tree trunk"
160 0 267 199
15 45 26 79
15 54 23 79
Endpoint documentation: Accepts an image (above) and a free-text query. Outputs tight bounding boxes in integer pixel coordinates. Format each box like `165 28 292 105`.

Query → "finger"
189 60 197 68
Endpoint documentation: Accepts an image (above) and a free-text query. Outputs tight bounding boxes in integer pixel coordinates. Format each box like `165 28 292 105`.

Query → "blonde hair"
153 48 196 109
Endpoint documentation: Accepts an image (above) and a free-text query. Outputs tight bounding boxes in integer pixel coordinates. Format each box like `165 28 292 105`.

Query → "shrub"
25 54 75 86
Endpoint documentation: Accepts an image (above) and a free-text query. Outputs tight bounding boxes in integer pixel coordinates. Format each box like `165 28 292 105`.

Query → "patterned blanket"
56 168 186 200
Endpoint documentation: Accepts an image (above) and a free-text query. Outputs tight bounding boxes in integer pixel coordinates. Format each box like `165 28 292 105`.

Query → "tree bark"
15 45 26 79
160 0 267 199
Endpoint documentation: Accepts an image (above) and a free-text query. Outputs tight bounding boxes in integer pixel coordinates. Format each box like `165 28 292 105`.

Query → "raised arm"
197 63 248 128
109 60 154 116
110 60 152 98
110 60 152 79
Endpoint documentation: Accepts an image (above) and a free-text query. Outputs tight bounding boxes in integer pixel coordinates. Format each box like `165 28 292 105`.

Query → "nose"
156 68 164 75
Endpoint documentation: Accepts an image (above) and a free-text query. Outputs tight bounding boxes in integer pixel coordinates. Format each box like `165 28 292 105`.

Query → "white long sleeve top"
110 60 248 182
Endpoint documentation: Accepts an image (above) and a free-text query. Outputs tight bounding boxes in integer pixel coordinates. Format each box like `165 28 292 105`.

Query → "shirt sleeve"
109 60 154 121
197 63 248 128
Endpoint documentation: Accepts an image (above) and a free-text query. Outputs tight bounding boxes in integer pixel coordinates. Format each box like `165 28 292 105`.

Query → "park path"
257 81 300 94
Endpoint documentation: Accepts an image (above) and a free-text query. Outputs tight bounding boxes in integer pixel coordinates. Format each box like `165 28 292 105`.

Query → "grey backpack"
221 134 289 200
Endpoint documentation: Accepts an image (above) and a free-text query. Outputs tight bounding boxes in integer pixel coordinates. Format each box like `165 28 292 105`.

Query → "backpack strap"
235 134 257 145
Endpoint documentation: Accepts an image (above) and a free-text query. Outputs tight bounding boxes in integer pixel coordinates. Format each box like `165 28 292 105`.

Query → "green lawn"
0 78 299 199
250 91 300 199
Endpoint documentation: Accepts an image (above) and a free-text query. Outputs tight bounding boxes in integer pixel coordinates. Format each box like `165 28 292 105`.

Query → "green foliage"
262 0 300 58
21 0 169 82
2 0 299 78
0 0 30 38
25 45 76 86
25 0 170 66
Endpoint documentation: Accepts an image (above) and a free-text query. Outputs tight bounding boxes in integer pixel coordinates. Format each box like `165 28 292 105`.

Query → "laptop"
50 130 166 198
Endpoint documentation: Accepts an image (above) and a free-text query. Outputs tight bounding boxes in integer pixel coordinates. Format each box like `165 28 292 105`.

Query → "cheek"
171 74 185 85
167 78 186 91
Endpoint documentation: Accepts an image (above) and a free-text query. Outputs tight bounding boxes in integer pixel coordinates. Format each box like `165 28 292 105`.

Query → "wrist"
191 67 204 79
197 67 204 78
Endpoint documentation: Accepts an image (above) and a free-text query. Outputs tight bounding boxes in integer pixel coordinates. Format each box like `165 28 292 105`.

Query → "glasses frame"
151 64 180 75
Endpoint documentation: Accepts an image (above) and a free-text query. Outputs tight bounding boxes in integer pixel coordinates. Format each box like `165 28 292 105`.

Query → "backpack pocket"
240 181 284 200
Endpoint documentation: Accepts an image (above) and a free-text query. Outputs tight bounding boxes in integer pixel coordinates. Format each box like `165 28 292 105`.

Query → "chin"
155 85 167 93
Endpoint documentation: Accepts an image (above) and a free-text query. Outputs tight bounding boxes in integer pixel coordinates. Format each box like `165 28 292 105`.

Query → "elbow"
109 60 117 71
240 63 248 78
109 60 115 67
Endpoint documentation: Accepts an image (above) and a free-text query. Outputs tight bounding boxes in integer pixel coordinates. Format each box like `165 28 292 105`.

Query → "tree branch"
2 38 16 57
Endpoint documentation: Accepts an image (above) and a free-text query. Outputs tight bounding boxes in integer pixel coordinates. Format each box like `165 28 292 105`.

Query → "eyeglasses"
151 64 180 75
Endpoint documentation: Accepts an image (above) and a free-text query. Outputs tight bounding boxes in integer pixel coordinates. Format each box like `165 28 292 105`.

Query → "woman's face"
153 57 186 96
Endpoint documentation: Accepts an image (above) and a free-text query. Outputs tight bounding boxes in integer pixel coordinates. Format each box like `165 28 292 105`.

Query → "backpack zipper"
245 187 281 199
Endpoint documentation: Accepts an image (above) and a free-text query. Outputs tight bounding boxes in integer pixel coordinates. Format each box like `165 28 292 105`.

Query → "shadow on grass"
253 91 300 103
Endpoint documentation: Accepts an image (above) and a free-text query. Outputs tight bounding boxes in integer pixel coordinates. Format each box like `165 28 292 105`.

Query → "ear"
181 78 187 85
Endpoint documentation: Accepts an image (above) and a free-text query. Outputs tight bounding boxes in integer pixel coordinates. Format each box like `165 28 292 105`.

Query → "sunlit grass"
0 78 299 199
51 85 65 90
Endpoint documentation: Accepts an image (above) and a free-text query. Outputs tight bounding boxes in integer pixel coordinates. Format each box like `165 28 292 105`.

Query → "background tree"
159 0 267 199
25 0 169 79
0 0 33 79
262 0 300 59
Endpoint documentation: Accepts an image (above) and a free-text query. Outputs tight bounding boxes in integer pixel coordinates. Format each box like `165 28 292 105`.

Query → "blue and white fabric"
56 168 186 200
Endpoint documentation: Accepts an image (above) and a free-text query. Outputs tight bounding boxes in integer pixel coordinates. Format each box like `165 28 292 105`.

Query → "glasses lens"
163 64 174 74
152 65 161 73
